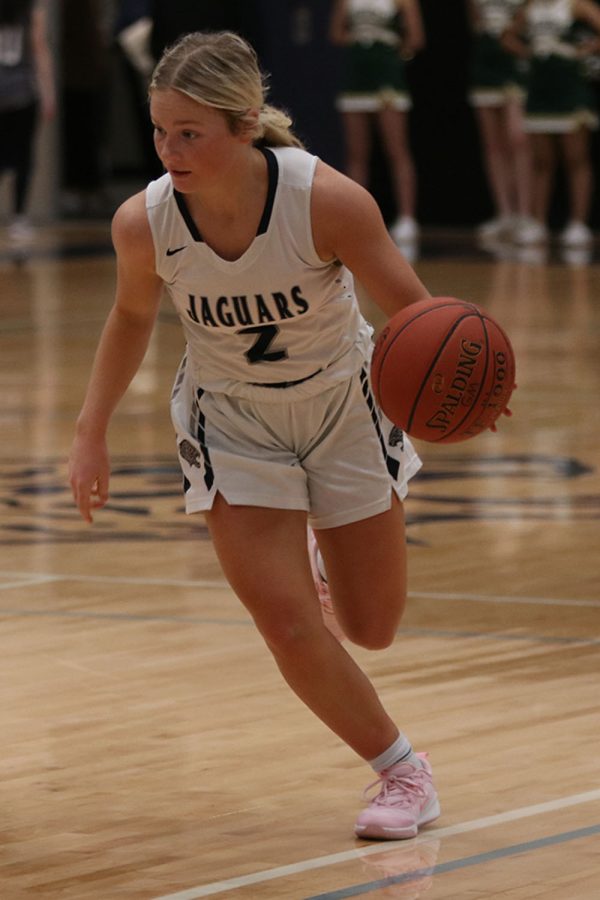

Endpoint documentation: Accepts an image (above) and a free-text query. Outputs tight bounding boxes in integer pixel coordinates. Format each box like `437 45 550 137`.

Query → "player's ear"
239 108 260 143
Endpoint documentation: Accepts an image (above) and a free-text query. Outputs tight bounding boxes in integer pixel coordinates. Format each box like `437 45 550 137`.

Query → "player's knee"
342 595 406 650
346 620 398 650
258 609 317 656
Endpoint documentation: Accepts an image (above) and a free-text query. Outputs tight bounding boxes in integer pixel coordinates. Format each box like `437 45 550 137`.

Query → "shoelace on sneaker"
364 766 429 809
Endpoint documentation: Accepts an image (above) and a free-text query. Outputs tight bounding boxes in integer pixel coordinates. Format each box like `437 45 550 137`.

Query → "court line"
0 576 59 590
402 627 600 647
0 573 230 590
151 789 600 899
306 823 600 900
0 571 598 607
0 608 250 626
412 590 600 608
0 573 598 644
0 604 598 645
0 608 596 646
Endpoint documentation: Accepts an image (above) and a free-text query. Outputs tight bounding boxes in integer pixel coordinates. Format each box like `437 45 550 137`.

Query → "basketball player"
68 31 440 840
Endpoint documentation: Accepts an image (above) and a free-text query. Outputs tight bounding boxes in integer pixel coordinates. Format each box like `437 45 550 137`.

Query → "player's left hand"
489 384 517 433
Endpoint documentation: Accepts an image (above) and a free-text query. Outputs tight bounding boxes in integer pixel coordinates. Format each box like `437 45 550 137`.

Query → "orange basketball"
370 297 516 443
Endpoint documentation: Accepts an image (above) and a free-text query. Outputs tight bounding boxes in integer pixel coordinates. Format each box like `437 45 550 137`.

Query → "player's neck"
187 146 266 222
181 148 270 260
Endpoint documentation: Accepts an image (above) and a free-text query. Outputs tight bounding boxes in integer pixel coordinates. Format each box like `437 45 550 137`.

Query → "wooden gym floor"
0 223 599 899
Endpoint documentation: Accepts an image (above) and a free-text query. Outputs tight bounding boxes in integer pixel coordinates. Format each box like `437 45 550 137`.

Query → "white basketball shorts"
170 359 422 529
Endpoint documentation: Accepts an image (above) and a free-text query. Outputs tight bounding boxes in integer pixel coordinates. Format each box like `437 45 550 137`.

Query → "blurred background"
2 0 600 232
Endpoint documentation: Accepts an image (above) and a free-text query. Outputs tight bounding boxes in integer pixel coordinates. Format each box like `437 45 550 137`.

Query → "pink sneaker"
355 753 440 840
307 528 345 642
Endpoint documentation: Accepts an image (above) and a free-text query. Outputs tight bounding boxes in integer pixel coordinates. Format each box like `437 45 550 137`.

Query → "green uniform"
469 0 526 107
524 0 598 132
336 0 411 112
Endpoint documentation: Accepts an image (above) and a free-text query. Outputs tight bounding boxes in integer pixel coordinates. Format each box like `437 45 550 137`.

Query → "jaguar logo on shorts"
179 439 201 468
389 426 404 449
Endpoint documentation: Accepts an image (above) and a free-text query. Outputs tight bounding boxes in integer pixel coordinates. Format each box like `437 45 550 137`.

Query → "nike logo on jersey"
166 245 188 256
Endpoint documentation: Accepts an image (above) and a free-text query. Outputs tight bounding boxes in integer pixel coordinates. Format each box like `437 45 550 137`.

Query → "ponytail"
257 104 304 149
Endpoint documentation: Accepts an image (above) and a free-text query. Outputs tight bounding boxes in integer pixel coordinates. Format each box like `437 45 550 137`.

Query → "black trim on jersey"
257 147 278 235
250 367 321 389
196 388 215 491
172 146 279 244
174 189 202 241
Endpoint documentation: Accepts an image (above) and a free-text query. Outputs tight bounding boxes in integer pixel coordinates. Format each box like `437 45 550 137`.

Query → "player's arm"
69 192 164 522
311 161 430 318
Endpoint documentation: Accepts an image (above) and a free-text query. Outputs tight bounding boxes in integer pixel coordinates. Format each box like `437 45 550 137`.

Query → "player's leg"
307 500 441 839
305 369 419 646
204 493 400 761
313 494 408 649
205 493 439 839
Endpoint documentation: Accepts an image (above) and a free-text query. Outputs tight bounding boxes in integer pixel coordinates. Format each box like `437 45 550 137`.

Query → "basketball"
370 297 516 443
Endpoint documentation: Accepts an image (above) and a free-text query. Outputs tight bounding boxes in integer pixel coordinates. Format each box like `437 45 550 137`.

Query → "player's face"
150 89 242 191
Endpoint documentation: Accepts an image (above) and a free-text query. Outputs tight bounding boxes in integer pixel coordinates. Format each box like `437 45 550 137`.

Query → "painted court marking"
1 571 598 643
305 823 600 900
0 572 230 591
1 570 599 608
411 590 600 608
151 789 600 899
2 567 598 893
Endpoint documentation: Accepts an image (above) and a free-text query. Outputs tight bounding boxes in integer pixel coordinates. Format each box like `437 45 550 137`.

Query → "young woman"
503 0 600 246
467 0 532 241
0 0 55 240
329 0 425 244
68 31 440 840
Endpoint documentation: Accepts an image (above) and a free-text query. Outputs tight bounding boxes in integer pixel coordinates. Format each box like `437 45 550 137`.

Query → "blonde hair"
150 31 304 149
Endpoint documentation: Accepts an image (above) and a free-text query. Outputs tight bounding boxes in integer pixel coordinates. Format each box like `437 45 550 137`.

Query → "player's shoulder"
111 190 155 268
311 160 388 261
312 160 382 223
112 191 148 236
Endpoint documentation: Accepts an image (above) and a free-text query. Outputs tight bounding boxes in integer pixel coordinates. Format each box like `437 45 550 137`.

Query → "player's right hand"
68 435 110 523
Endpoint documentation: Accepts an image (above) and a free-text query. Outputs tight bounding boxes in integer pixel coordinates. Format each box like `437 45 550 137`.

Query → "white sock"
369 733 421 773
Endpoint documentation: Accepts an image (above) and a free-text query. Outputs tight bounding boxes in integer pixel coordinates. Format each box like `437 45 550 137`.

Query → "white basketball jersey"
145 146 373 400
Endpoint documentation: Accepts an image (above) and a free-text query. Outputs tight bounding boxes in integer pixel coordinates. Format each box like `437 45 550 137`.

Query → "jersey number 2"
238 324 288 365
